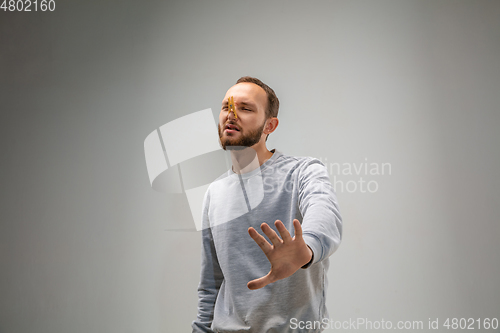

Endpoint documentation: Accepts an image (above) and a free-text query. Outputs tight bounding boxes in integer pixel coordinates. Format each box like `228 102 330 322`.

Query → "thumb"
247 272 272 290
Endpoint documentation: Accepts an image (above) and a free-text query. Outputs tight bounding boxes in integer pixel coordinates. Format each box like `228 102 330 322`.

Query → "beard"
218 121 266 151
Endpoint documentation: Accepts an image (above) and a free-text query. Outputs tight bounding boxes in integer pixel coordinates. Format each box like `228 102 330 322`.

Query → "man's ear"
264 117 279 135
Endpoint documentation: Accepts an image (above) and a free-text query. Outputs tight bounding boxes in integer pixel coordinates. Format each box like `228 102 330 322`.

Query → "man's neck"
230 144 274 174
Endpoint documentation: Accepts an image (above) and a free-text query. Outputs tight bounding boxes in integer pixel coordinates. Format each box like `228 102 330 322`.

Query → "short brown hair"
236 76 279 119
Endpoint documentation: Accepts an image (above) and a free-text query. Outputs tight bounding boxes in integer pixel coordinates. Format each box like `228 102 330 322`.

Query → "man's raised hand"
247 219 313 290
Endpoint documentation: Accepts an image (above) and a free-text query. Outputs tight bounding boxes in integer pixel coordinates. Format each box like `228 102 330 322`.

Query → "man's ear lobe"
266 117 278 133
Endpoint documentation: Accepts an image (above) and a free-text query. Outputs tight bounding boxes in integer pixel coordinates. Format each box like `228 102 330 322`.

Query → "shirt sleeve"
297 159 343 265
192 189 224 333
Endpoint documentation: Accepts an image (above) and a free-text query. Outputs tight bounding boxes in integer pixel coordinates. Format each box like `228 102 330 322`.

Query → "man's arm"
246 158 342 290
298 159 342 265
192 192 224 333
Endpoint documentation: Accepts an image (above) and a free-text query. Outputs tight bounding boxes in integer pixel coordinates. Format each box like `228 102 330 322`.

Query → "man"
192 76 342 332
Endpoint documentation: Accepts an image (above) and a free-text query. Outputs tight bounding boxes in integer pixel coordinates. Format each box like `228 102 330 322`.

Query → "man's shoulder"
274 151 326 171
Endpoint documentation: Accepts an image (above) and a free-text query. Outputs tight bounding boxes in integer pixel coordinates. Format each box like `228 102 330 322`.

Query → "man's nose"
227 108 237 121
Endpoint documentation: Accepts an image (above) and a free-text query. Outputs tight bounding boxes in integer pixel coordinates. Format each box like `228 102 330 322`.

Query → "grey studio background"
1 0 499 332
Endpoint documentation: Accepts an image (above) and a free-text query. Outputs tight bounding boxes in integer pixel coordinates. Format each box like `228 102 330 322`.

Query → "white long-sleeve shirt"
192 150 342 333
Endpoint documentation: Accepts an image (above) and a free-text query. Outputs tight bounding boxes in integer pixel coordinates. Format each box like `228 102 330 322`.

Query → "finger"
247 272 272 290
248 227 273 254
292 219 303 240
261 223 282 246
275 220 292 243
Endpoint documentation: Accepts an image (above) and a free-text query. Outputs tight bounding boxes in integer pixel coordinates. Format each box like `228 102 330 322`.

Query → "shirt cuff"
301 245 314 269
302 233 322 267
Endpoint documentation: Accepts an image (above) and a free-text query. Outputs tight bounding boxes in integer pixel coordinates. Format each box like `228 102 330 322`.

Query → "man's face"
218 82 268 150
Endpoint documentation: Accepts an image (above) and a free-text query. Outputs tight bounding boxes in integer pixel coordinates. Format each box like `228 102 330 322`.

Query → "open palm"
247 219 313 290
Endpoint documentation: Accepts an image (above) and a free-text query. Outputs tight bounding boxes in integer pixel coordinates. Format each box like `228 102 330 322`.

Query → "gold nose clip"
228 96 238 119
